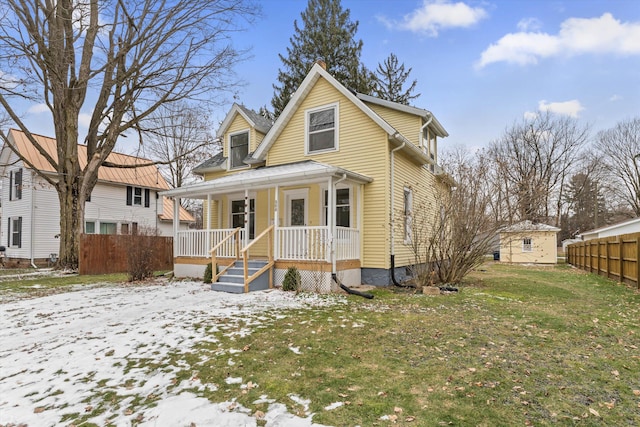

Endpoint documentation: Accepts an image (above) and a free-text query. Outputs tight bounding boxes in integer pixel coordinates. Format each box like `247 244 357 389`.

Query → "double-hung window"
7 217 22 248
230 131 249 169
404 187 413 243
231 199 255 239
9 168 22 200
307 104 337 153
323 188 350 227
126 186 150 207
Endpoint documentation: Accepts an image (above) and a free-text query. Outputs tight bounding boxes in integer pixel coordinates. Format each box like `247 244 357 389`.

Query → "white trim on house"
304 102 339 156
579 217 640 240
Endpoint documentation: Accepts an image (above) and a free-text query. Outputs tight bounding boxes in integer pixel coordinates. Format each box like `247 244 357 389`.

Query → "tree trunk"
56 158 84 270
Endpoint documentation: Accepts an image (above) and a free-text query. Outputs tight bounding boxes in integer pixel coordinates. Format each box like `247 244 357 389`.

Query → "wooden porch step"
211 260 270 293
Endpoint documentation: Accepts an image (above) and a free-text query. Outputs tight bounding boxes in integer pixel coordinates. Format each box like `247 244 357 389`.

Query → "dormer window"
306 104 338 154
230 131 249 169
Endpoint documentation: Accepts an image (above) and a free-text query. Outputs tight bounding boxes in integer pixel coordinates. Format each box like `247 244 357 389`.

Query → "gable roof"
501 220 561 233
4 129 170 191
192 151 226 175
248 63 446 164
216 103 273 138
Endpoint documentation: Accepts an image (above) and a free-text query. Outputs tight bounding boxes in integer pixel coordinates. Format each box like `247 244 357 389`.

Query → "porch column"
358 183 364 262
327 176 335 269
274 185 279 260
206 194 211 251
173 197 180 257
244 189 250 248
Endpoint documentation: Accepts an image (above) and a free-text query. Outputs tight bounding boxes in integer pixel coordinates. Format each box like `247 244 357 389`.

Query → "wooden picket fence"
566 232 640 288
79 234 173 275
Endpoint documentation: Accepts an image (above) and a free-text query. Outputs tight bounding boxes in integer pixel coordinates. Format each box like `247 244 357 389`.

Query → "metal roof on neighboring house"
158 197 195 223
6 129 170 191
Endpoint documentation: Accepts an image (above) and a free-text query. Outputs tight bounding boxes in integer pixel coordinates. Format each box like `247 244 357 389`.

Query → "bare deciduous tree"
488 113 589 226
138 102 217 190
594 117 640 216
0 0 257 269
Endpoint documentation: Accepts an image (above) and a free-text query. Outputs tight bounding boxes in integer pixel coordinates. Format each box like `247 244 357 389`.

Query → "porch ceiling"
160 160 373 199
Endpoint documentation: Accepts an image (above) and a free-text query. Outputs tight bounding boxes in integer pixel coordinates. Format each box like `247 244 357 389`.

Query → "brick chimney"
315 58 326 70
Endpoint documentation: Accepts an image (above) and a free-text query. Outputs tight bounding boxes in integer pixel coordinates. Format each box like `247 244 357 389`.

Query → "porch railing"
176 228 245 258
176 226 360 262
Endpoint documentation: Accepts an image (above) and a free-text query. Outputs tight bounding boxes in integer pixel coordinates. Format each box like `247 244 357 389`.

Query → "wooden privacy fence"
79 234 173 275
566 232 640 288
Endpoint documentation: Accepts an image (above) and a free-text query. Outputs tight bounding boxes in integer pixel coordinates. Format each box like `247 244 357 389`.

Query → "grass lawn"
4 262 639 426
164 262 640 426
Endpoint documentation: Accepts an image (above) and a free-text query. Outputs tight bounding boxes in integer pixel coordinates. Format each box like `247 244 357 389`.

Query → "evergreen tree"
373 53 420 105
271 0 374 116
563 173 607 235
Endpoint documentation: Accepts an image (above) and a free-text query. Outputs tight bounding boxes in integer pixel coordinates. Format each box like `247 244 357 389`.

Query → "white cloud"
27 103 49 114
517 17 542 32
523 111 538 120
381 0 488 36
477 13 640 68
538 100 584 118
609 94 622 102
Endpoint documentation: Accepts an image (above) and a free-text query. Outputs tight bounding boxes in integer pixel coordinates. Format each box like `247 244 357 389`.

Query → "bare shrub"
126 227 159 282
405 149 501 286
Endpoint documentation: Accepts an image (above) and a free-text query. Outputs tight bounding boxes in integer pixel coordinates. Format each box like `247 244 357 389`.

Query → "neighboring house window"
85 221 96 234
404 187 413 243
230 131 249 169
522 237 533 252
121 223 130 235
323 188 350 227
307 104 337 153
7 217 22 248
126 186 150 207
9 169 22 201
100 222 117 235
231 199 255 239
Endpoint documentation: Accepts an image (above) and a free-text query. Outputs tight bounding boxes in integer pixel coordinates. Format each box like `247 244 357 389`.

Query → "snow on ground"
0 280 342 426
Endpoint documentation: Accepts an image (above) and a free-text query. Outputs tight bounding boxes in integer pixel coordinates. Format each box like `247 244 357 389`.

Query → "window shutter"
7 217 10 246
126 186 132 206
9 171 12 201
144 189 150 208
16 217 22 248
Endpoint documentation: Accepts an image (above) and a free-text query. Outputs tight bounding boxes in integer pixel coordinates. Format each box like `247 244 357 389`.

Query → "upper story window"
126 186 150 207
230 131 249 169
307 104 338 154
9 168 22 201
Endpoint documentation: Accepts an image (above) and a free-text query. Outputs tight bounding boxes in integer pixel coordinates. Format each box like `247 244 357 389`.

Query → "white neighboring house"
579 217 640 241
0 129 194 266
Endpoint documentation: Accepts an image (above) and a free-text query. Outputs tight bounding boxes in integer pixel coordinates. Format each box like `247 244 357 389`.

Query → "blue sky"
226 0 640 151
16 0 640 154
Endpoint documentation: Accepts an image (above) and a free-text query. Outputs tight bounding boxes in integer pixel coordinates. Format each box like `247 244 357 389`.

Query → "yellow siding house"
161 63 451 292
499 221 560 264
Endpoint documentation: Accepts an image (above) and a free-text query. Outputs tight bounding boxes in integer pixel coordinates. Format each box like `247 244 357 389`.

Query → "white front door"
285 190 308 226
283 190 309 259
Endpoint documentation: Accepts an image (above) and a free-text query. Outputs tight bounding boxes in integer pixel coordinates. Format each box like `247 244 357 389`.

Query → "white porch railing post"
206 194 211 252
173 197 180 257
274 185 279 260
327 177 334 265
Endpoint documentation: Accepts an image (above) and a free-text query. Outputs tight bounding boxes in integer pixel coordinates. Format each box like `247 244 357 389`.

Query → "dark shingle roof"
193 152 226 174
237 104 273 134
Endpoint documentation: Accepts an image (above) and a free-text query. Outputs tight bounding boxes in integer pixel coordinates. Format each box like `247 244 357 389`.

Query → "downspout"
389 138 405 286
30 171 37 268
331 173 373 299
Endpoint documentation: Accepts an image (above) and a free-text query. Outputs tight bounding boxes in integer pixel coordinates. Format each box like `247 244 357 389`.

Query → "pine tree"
271 0 374 116
373 53 420 105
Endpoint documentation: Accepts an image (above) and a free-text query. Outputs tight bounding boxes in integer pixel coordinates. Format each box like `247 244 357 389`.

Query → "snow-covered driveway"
0 280 340 426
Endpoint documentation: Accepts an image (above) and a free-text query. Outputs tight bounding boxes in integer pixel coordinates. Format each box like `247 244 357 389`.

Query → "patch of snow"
289 346 302 354
324 401 344 410
225 376 243 385
288 394 311 414
0 279 344 426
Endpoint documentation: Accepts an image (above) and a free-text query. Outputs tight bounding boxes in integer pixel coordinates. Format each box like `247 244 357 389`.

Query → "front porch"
161 161 372 293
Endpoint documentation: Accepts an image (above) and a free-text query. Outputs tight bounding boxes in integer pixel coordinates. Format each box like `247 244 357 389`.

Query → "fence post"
636 237 640 289
604 241 609 279
619 239 624 284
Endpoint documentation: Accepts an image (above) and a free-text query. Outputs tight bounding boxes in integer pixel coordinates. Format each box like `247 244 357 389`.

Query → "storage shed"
499 221 560 264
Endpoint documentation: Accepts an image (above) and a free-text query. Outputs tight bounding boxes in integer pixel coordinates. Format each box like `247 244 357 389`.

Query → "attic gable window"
306 104 338 154
230 131 249 169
